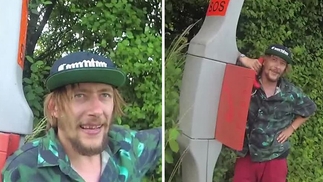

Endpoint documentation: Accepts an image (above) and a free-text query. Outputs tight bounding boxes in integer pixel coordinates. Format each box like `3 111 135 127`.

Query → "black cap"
46 52 126 91
265 44 292 64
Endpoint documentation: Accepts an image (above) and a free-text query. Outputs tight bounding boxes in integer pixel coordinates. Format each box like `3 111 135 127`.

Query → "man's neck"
260 76 279 98
68 152 101 169
58 134 102 182
70 155 102 182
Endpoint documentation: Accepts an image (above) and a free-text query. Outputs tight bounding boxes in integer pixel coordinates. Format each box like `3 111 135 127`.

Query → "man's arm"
236 54 249 67
135 127 162 177
291 88 317 130
289 116 309 131
2 167 20 182
2 157 27 182
236 54 262 72
277 83 317 143
1 142 41 182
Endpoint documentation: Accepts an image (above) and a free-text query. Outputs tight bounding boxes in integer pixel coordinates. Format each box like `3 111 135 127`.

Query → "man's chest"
30 157 143 182
248 91 296 122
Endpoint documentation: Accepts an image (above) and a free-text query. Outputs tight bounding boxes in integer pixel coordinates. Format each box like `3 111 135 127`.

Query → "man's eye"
74 94 84 98
102 93 112 98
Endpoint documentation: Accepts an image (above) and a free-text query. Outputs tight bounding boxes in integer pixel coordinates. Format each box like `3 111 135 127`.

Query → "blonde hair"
43 84 126 130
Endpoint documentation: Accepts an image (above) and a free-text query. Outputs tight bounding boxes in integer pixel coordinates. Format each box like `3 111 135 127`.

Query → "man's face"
262 55 287 82
56 83 114 156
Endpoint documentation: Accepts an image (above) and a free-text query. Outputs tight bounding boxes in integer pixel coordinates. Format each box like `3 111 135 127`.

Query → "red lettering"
206 0 230 16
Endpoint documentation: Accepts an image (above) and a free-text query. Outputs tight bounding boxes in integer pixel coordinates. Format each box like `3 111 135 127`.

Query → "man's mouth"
80 124 103 129
271 70 281 75
79 124 103 135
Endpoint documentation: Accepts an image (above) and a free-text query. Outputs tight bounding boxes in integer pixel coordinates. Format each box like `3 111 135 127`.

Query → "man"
233 44 317 182
1 52 162 182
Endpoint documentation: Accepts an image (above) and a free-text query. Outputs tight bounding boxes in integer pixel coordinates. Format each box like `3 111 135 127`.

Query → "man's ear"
48 98 59 118
262 55 269 66
53 106 59 118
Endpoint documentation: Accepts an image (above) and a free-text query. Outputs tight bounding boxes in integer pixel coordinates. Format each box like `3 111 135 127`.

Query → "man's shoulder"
280 78 303 93
3 138 41 171
107 125 162 175
109 124 161 141
108 124 161 154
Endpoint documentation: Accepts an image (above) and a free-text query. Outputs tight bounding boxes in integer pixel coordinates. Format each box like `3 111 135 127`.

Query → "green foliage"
165 0 208 48
166 0 323 181
23 0 161 181
23 56 50 125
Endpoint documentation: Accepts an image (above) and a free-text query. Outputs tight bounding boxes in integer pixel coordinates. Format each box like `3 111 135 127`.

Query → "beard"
264 70 282 82
69 132 109 156
57 116 111 156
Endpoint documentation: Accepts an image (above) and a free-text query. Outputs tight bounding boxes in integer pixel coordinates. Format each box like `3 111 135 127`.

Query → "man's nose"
88 97 104 117
274 62 283 69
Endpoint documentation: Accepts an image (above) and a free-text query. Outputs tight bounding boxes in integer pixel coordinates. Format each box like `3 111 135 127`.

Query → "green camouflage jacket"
237 78 317 162
1 125 162 182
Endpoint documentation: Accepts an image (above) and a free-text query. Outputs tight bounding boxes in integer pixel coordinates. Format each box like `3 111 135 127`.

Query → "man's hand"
240 56 262 73
277 126 294 143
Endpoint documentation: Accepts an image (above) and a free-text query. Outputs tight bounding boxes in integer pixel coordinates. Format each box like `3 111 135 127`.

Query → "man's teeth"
81 125 102 129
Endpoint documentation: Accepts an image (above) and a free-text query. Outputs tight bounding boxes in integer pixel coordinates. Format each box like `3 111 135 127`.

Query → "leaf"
26 56 34 63
26 92 36 101
32 100 43 111
101 39 107 48
31 108 40 118
34 87 44 94
168 127 180 140
126 31 134 39
31 8 39 15
144 26 150 33
123 39 130 45
169 140 179 153
30 64 39 72
105 3 113 8
97 1 103 7
43 1 52 5
165 149 174 164
23 78 33 84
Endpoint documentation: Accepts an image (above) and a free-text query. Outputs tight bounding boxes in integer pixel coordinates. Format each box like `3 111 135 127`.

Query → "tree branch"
36 40 75 61
29 0 57 55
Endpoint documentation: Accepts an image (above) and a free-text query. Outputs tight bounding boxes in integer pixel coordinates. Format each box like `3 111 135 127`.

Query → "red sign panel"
0 133 20 182
17 0 29 69
215 64 254 151
206 0 230 16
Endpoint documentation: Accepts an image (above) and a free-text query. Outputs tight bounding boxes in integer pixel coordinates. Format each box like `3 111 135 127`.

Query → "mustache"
78 119 108 126
271 69 282 74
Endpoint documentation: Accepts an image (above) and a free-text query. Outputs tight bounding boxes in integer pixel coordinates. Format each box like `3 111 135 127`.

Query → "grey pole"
0 0 34 145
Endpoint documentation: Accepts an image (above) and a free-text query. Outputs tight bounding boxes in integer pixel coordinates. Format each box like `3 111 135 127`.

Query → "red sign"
215 64 254 151
206 0 230 16
17 0 29 69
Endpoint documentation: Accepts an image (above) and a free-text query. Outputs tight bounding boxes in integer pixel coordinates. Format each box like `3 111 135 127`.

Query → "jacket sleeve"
2 156 25 182
134 127 162 177
292 88 317 118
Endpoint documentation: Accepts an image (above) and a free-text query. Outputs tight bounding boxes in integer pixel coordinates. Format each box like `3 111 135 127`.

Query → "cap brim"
46 68 126 91
265 49 292 64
